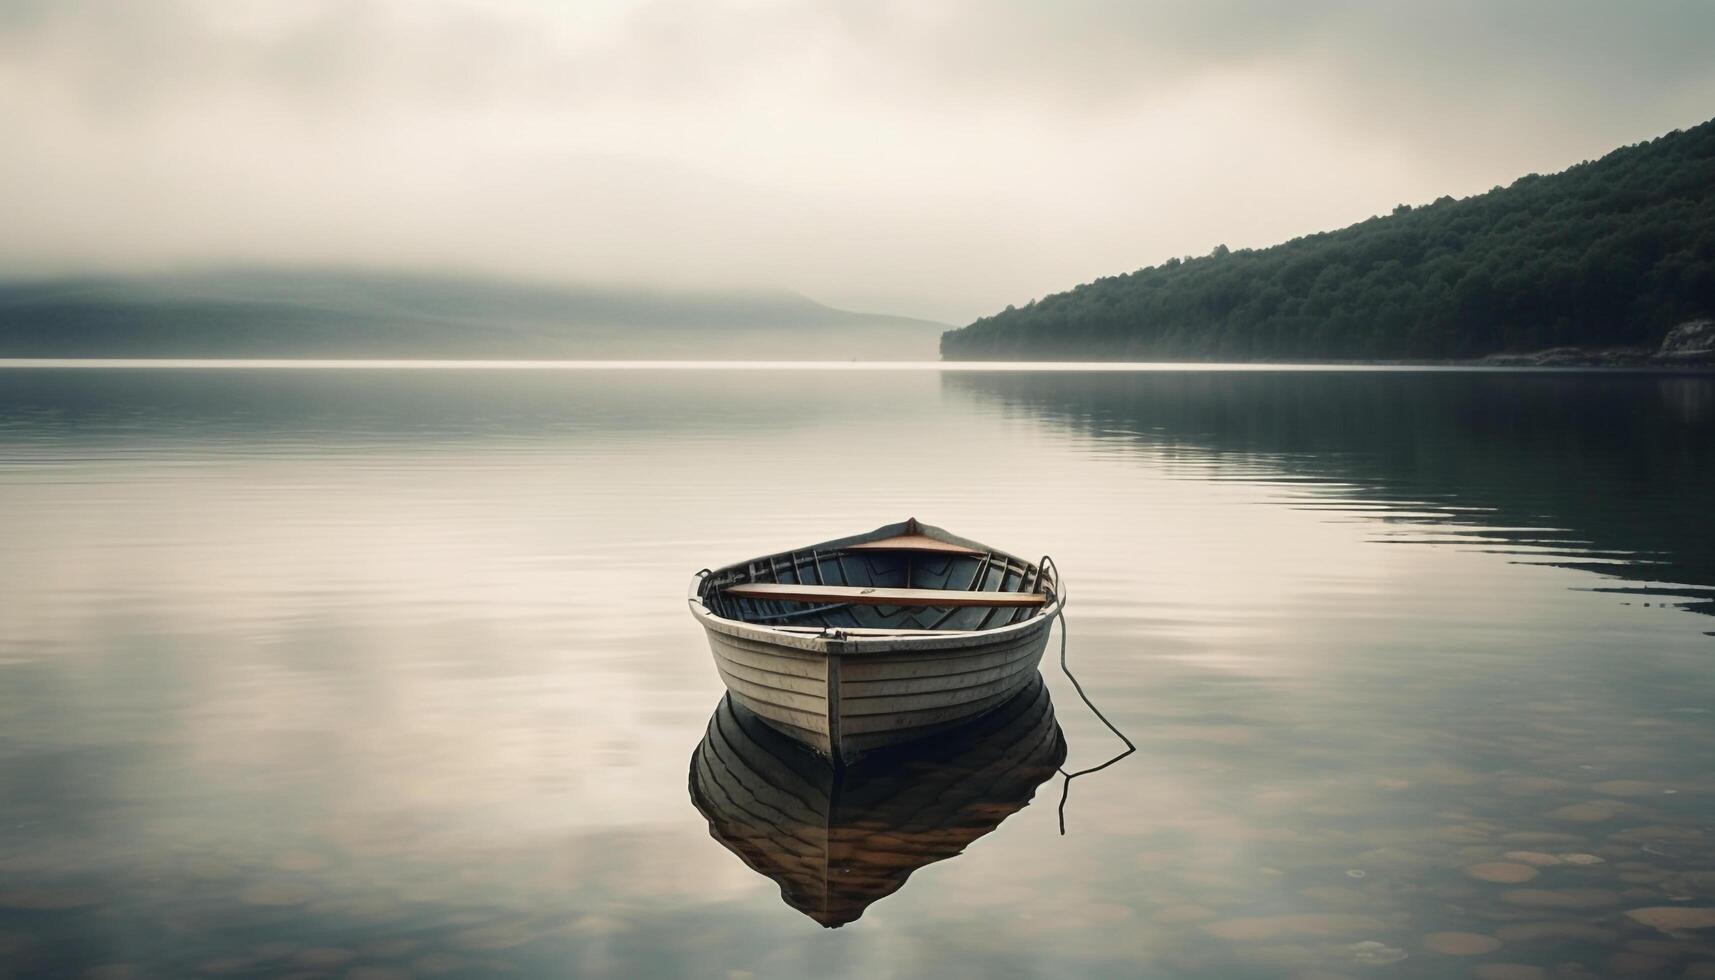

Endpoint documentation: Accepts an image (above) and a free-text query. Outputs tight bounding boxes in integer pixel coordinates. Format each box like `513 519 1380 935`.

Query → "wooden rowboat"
687 518 1062 765
689 674 1066 927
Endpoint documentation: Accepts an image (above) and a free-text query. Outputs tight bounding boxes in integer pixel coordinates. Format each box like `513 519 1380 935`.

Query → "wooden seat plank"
842 534 984 556
771 626 973 636
725 583 1045 608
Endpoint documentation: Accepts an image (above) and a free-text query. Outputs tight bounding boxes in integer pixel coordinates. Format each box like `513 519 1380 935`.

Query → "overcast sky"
2 1 1713 322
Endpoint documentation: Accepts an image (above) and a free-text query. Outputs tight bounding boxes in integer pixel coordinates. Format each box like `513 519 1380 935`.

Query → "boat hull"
697 605 1054 764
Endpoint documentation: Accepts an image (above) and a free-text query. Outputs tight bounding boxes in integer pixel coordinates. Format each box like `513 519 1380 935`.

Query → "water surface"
1 365 1711 979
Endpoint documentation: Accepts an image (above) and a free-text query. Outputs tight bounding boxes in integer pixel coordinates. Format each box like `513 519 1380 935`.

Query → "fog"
2 0 1712 322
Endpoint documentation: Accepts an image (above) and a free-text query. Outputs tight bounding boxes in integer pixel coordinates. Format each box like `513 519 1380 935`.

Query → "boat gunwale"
687 519 1062 656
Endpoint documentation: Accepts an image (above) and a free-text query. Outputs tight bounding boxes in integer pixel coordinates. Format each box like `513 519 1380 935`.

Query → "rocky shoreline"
1478 319 1715 369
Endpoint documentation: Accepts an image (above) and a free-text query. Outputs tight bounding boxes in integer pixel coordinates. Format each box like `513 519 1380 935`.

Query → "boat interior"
700 523 1058 633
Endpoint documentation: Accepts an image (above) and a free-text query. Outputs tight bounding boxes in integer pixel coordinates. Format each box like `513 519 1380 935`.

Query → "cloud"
1 0 1712 321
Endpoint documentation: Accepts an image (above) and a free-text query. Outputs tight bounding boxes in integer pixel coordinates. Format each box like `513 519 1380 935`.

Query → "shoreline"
0 356 1711 374
936 320 1715 372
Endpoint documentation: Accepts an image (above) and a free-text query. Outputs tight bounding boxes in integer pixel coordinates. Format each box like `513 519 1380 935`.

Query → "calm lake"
1 364 1712 979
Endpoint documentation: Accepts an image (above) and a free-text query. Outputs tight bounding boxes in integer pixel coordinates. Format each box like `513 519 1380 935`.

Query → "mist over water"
0 365 1711 978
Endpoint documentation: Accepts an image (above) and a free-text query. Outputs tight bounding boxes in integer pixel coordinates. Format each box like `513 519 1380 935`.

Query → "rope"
1043 564 1135 836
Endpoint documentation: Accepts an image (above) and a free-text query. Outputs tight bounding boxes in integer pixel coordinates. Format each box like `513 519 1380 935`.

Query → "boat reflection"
689 672 1066 927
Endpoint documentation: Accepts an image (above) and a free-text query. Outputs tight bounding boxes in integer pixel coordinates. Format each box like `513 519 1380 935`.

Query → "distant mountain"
942 117 1715 362
0 269 946 359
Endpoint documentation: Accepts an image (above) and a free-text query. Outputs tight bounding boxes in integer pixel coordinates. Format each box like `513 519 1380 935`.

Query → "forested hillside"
942 118 1715 361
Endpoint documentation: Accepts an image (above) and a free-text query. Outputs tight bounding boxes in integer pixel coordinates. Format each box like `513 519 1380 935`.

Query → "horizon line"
0 358 1694 374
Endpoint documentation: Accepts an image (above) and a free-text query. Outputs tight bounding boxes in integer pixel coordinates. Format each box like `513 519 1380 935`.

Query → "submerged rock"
1423 932 1503 955
1467 862 1541 884
1544 801 1623 823
1343 941 1408 966
1504 851 1564 867
1624 907 1715 932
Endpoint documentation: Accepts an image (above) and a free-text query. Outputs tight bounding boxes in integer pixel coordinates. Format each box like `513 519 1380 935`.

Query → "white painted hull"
701 616 1053 762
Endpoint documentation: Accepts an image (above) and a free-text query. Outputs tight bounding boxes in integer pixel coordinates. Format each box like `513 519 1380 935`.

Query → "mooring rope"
1041 559 1136 835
